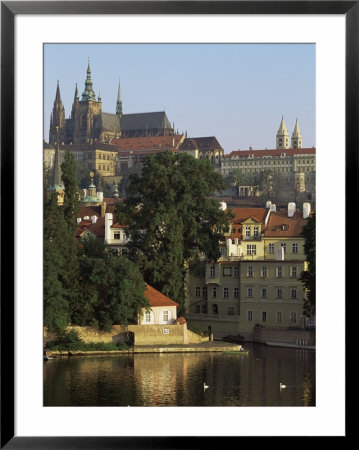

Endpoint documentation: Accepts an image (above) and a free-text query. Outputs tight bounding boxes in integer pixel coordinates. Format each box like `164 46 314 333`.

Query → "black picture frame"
1 1 351 447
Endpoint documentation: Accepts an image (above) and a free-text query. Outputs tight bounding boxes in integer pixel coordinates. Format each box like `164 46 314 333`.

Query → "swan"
204 382 209 390
280 383 286 389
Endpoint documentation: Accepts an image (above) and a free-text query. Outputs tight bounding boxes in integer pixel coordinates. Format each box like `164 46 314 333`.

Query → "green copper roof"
81 58 97 102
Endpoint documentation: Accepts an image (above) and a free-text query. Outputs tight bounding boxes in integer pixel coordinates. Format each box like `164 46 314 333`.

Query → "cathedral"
49 59 174 146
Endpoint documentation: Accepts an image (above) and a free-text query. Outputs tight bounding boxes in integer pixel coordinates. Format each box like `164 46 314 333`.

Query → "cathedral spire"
55 80 61 103
49 80 66 145
81 57 97 102
74 83 79 102
116 79 123 116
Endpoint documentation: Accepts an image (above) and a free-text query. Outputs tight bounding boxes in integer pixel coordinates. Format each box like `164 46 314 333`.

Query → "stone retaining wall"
253 326 315 347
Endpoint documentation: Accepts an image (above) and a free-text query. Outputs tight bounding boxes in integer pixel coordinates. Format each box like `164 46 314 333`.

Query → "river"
43 343 315 407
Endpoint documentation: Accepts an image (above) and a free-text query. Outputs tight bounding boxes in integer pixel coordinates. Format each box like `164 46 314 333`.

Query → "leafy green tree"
77 236 148 330
299 213 316 318
225 168 248 190
43 192 69 332
60 150 82 321
116 151 233 313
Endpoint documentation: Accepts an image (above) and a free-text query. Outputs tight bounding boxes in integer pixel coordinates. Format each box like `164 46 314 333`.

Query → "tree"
60 150 82 321
225 169 248 190
116 151 233 313
299 213 316 318
43 191 69 332
77 236 148 330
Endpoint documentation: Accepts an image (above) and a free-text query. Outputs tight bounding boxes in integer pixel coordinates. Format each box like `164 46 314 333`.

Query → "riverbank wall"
253 325 315 348
44 325 129 345
44 323 209 347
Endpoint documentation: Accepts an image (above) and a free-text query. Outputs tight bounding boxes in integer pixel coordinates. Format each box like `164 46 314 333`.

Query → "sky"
44 43 315 153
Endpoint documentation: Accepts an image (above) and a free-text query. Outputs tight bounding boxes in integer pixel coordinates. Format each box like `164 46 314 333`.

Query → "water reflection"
44 343 315 407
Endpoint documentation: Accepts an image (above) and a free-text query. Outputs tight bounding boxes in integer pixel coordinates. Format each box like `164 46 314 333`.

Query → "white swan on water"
204 382 209 390
280 383 286 389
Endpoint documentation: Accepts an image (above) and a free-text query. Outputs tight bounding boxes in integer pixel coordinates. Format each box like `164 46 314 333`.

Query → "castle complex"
49 59 174 146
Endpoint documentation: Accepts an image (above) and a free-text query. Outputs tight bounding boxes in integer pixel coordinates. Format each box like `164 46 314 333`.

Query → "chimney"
105 213 113 243
77 218 82 224
303 202 311 219
270 204 276 212
288 202 296 217
219 202 227 211
266 200 272 209
91 215 98 224
84 216 90 220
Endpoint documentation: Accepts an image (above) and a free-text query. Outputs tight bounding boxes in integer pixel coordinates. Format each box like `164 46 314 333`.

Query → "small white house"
139 285 179 325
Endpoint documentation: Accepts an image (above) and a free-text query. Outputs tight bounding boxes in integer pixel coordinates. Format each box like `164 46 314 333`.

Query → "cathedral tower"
291 118 303 149
70 58 103 144
49 81 66 145
276 115 289 149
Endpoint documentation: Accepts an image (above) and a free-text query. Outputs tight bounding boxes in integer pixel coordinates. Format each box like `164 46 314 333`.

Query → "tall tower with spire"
276 115 289 149
49 81 66 145
291 119 303 149
116 79 123 116
70 58 103 144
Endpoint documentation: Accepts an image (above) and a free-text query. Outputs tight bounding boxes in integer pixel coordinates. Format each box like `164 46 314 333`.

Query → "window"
253 226 259 237
281 243 287 253
245 226 251 237
195 287 201 297
195 304 200 313
262 311 267 322
292 243 299 254
261 288 267 298
223 288 229 298
247 311 253 321
163 310 169 322
261 266 267 278
234 288 239 299
210 265 216 278
291 289 297 299
277 289 283 299
247 288 253 298
203 287 208 298
247 266 253 277
277 266 282 278
290 312 297 323
212 287 217 298
145 311 151 322
223 267 232 276
202 305 208 314
114 232 121 240
291 266 297 278
220 247 226 256
269 243 275 254
277 311 282 323
227 307 235 316
247 245 257 255
234 267 239 278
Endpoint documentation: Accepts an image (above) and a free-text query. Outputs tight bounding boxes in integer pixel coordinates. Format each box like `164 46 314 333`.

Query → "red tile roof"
224 148 316 158
110 135 184 151
145 285 179 308
264 210 307 237
230 207 268 224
